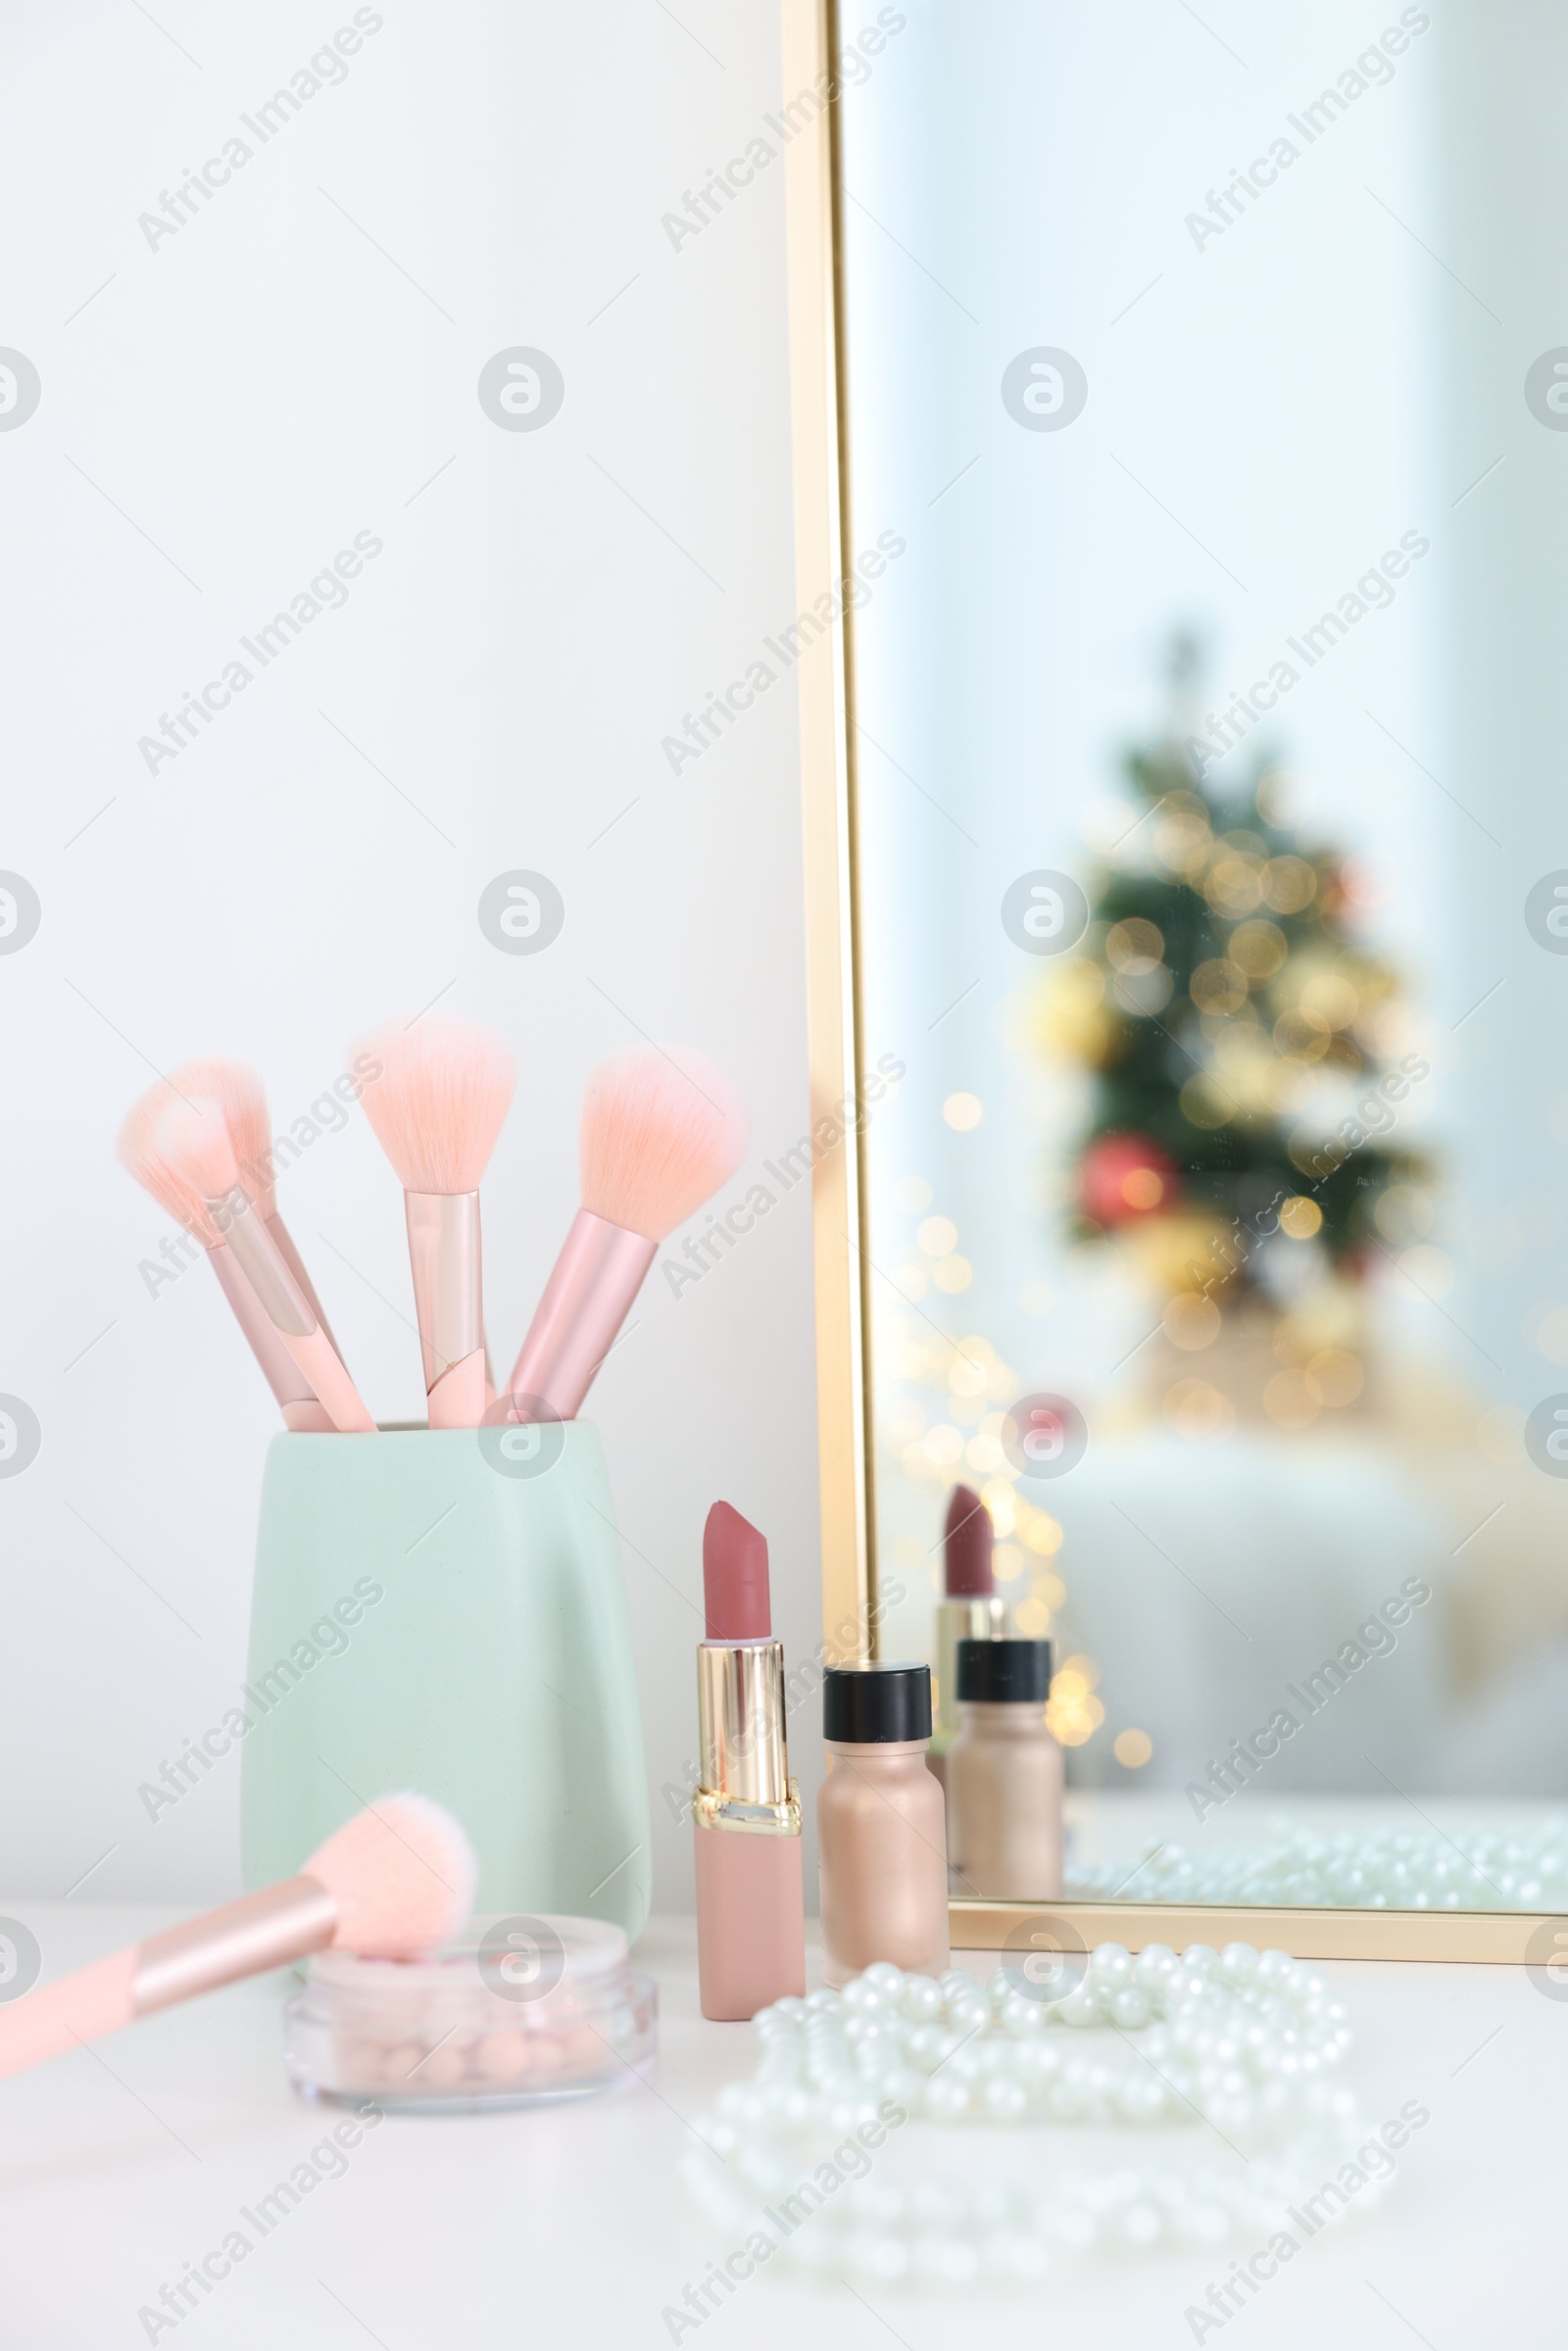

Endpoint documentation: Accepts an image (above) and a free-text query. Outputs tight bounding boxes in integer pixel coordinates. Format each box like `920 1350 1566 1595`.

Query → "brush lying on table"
0 1795 475 2080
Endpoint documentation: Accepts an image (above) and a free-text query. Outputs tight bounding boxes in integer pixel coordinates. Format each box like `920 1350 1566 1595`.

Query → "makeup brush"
0 1794 474 2082
119 1080 332 1432
167 1057 339 1348
350 1016 516 1429
155 1099 375 1433
507 1044 748 1421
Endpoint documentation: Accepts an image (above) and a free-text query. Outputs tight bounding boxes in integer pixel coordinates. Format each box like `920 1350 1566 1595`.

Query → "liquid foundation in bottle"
692 1502 805 2021
946 1639 1062 1900
817 1664 949 1988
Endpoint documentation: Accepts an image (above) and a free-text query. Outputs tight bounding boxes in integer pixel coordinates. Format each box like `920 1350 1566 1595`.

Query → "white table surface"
0 1905 1557 2348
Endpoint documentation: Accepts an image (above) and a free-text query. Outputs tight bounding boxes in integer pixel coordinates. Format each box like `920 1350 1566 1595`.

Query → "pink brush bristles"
308 1792 477 1957
118 1083 224 1246
155 1097 244 1203
580 1044 749 1240
351 1016 516 1196
167 1057 276 1215
504 1042 749 1421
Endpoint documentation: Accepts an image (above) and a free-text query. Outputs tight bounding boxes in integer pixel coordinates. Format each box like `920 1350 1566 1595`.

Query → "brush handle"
216 1196 375 1434
0 1882 337 2082
285 1329 376 1435
0 1948 138 2080
507 1209 657 1420
428 1352 486 1429
207 1243 333 1432
406 1193 485 1428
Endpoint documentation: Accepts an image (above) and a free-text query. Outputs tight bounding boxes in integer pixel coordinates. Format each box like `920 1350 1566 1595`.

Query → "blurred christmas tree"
1046 634 1428 1315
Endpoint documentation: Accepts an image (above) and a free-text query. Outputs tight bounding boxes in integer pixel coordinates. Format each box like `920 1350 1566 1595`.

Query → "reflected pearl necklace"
1067 1817 1568 1911
681 1942 1384 2285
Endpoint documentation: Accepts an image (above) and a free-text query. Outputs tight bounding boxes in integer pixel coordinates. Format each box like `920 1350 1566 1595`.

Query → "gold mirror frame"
779 0 1552 1962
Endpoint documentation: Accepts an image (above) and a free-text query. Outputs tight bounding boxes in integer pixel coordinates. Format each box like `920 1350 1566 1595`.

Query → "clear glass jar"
284 1914 656 2112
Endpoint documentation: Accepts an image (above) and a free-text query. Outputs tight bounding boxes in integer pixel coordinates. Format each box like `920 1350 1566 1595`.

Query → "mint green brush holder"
240 1425 652 1937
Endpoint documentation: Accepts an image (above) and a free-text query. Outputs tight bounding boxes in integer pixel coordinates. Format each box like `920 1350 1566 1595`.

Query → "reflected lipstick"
933 1484 1006 1756
693 1502 806 2021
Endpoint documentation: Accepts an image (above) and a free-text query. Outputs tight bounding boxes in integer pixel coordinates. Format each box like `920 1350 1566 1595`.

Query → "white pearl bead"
982 2076 1028 2122
1117 2073 1166 2125
1109 1985 1152 2030
844 2229 908 2282
900 1974 943 2022
1054 1986 1100 2028
1122 2203 1162 2248
913 2237 980 2285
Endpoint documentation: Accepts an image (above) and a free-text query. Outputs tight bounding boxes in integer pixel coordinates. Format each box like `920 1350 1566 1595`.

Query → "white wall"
0 0 828 1908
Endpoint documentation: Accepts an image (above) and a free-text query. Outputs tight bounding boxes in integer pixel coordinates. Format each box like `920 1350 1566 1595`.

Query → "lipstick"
693 1501 806 2021
932 1485 1007 1753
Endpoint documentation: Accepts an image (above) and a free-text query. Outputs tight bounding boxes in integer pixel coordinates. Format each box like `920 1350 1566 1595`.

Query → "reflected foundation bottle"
946 1639 1062 1900
693 1503 806 2022
817 1664 950 1988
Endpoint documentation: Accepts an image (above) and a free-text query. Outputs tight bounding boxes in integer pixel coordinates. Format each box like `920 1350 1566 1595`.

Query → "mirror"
834 0 1568 1924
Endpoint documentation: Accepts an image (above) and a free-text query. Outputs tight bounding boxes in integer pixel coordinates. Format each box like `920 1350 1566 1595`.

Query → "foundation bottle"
817 1664 950 1988
946 1639 1061 1900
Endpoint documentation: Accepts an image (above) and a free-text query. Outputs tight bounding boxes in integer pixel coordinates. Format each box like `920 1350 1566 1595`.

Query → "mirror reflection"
842 0 1568 1911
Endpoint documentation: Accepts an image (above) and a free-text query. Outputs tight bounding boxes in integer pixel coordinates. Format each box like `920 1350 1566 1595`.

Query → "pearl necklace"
681 1943 1383 2284
1067 1817 1568 1910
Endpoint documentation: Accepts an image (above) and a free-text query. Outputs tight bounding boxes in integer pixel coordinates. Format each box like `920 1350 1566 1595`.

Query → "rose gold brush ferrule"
204 1187 375 1433
266 1214 340 1356
208 1241 332 1431
210 1188 315 1335
695 1641 800 1833
507 1209 658 1420
405 1191 485 1426
131 1877 337 2015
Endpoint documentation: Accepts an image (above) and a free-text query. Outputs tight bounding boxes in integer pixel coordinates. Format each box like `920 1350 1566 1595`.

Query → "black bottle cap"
822 1662 932 1744
956 1638 1053 1705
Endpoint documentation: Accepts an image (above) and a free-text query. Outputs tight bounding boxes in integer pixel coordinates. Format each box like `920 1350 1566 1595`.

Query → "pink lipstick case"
692 1638 806 2021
